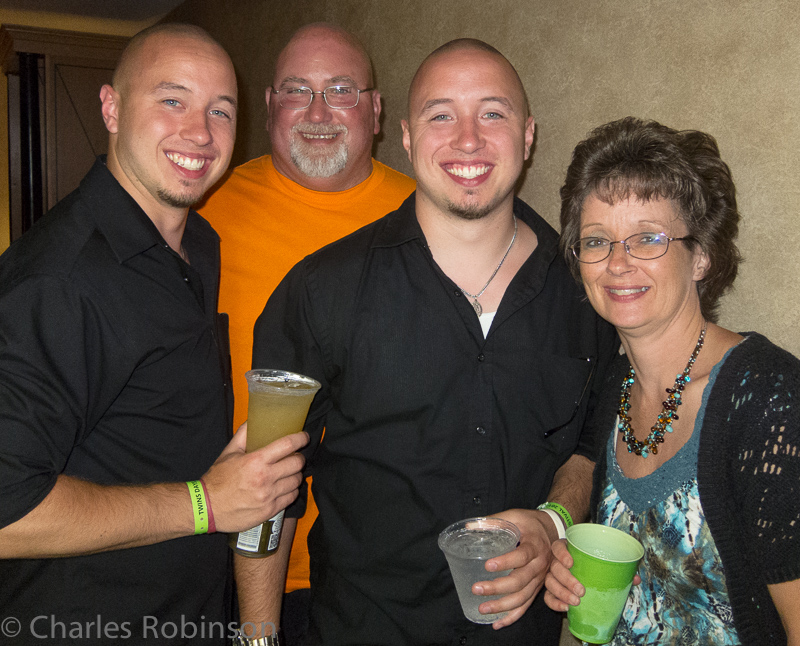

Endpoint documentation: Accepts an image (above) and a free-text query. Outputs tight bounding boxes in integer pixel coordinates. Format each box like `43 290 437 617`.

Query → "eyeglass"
570 232 694 263
272 85 374 110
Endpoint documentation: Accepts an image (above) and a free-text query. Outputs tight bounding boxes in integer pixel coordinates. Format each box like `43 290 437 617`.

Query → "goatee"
445 197 492 221
290 123 349 178
157 186 201 208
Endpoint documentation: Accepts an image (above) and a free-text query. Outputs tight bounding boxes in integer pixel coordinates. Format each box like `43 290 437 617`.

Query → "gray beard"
289 125 349 178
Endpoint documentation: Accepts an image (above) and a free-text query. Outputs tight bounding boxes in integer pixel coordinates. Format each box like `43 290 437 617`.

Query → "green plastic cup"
565 523 644 644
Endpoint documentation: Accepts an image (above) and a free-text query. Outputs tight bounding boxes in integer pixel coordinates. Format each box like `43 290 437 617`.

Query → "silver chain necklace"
455 215 518 316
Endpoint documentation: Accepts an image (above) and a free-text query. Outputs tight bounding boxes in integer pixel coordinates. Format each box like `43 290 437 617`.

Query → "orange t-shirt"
198 156 415 592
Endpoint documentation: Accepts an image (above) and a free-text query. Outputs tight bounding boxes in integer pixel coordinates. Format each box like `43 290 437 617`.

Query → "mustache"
291 123 348 136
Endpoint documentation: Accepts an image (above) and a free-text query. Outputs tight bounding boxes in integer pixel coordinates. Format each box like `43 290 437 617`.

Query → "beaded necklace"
617 322 707 458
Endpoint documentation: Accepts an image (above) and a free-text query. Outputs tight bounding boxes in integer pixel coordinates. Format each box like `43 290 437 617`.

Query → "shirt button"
476 426 486 435
454 290 462 297
473 496 481 506
477 353 485 362
460 638 467 645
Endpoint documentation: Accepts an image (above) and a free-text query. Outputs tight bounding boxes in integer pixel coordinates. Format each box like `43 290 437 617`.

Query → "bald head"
274 23 374 88
266 22 382 191
113 23 229 94
408 38 529 117
100 22 237 221
401 38 535 222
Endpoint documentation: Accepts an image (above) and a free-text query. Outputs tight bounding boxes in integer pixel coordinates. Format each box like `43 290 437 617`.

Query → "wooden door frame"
2 25 128 240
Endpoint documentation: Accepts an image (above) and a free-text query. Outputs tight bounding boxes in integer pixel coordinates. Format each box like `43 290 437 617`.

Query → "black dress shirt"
0 158 232 644
253 194 618 646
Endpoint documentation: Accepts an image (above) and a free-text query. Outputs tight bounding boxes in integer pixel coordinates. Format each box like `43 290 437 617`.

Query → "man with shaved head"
198 22 414 642
243 38 619 645
0 23 307 644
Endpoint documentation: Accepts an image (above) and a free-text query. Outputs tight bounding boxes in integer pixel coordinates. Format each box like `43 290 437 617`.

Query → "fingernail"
473 585 484 595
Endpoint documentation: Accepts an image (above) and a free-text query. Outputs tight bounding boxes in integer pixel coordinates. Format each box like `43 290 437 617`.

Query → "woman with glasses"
543 117 800 645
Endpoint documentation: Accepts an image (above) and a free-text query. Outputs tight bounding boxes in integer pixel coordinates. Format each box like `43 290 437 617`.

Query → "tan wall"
168 0 800 356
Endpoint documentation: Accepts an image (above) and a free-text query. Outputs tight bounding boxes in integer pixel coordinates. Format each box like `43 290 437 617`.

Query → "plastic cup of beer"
438 517 521 624
565 523 644 644
230 369 320 558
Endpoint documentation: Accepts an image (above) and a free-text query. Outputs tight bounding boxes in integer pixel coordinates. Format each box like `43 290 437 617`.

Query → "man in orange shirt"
198 22 414 644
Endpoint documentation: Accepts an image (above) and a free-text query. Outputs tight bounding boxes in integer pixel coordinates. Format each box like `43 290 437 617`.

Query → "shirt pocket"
515 354 595 453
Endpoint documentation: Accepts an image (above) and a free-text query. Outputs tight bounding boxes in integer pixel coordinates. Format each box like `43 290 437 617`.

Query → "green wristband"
187 480 210 535
536 501 573 528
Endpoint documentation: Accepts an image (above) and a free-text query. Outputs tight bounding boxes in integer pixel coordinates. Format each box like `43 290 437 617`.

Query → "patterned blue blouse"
597 348 741 645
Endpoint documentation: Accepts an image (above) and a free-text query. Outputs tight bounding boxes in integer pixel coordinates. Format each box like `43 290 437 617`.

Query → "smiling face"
578 194 709 337
101 32 237 218
401 46 534 221
267 25 381 190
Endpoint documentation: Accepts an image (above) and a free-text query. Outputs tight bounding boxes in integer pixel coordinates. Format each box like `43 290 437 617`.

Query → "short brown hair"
559 117 741 322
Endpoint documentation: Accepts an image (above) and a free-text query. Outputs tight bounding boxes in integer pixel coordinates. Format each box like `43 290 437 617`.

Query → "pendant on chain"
455 215 517 319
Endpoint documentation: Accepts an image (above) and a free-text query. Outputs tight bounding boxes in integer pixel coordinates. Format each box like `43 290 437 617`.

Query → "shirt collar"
373 191 559 263
371 193 424 248
506 196 559 305
514 196 558 264
374 192 560 313
79 156 207 264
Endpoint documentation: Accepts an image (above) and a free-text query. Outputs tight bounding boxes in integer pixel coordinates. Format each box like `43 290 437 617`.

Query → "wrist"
199 478 216 533
233 628 282 646
536 501 573 541
537 508 566 540
186 480 215 535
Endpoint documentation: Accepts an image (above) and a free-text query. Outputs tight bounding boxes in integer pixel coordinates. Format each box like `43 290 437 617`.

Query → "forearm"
235 516 297 637
0 428 308 561
545 454 595 526
768 579 800 646
474 455 597 627
0 474 194 558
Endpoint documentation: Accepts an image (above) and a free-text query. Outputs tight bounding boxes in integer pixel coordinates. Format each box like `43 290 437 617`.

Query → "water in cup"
438 518 520 624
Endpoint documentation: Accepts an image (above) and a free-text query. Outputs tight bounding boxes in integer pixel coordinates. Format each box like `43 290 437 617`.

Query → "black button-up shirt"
0 158 232 643
254 194 618 645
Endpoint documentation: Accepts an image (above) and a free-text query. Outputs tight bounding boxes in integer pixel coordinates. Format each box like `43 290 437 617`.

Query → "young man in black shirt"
0 23 307 645
242 39 618 646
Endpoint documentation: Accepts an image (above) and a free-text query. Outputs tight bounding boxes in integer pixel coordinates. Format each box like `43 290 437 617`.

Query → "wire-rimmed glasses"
570 232 694 263
272 85 374 110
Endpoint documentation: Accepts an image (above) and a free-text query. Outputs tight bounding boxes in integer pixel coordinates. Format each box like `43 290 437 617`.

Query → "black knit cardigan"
588 333 800 645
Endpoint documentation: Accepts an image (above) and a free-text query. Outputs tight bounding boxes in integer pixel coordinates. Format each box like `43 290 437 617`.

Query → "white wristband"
538 507 567 540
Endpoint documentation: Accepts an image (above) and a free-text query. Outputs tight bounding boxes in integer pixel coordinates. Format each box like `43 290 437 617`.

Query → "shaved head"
274 22 375 88
408 38 529 117
266 22 381 190
101 22 237 219
401 38 535 223
113 23 228 94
